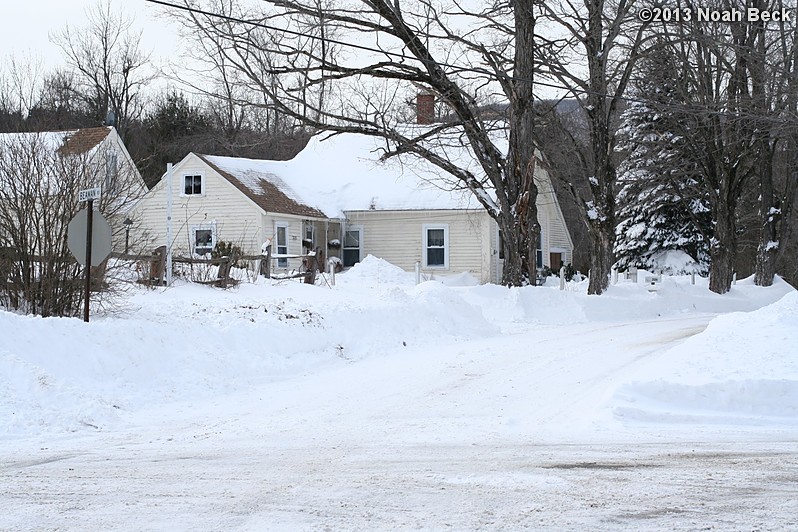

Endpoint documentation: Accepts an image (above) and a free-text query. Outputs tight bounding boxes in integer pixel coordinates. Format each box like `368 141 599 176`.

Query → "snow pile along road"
0 256 795 441
613 290 798 425
0 261 497 437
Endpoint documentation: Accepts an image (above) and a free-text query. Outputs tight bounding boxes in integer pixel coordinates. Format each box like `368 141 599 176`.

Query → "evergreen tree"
614 52 712 273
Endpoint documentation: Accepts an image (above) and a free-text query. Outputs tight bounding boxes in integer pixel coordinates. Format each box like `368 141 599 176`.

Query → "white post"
612 267 618 285
559 266 565 290
166 162 173 286
415 260 421 285
733 272 737 285
328 259 336 286
691 271 696 285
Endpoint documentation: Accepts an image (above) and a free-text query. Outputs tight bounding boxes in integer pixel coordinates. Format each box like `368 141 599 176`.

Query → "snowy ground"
1 257 797 530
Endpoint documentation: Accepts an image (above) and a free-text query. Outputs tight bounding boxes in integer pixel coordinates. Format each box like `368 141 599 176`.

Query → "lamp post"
123 217 133 253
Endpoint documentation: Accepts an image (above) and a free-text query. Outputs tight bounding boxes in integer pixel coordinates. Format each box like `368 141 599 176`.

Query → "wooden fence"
1 245 325 289
112 246 324 288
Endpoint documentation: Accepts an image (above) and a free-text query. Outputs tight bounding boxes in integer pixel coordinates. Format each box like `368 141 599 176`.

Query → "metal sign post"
68 186 110 323
84 199 94 322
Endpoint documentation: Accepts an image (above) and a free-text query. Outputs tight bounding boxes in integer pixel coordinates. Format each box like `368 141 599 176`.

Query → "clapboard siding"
135 154 266 256
346 210 491 282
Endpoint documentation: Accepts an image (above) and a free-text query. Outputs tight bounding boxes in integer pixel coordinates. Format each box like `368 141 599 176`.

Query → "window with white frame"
303 220 314 249
423 224 449 268
275 222 289 268
183 174 203 195
342 226 362 267
191 223 216 255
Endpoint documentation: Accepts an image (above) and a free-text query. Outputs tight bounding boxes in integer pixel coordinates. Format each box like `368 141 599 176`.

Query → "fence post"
151 246 166 286
560 266 566 290
217 256 231 288
612 267 618 285
415 260 421 285
260 244 271 279
304 253 317 285
328 259 336 286
691 271 696 285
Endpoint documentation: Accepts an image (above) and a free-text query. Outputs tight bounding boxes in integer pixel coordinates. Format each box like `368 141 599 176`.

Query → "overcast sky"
1 0 180 73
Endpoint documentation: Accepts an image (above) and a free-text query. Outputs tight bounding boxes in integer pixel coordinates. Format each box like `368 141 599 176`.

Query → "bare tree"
751 0 798 286
51 0 152 139
0 130 146 316
160 0 542 286
535 0 647 294
0 54 47 132
650 0 785 294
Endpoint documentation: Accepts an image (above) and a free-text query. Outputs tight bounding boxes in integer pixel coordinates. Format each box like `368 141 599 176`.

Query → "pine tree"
614 53 712 274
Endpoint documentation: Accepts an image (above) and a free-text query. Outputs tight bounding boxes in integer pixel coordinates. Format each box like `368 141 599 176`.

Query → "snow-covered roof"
199 154 327 219
0 127 112 157
200 132 493 219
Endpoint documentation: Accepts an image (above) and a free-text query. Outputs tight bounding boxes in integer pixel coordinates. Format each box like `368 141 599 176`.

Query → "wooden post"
217 256 231 288
304 252 317 285
260 245 272 279
151 246 166 285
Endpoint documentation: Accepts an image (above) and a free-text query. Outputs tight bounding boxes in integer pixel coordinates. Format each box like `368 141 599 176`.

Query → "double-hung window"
191 223 216 256
184 174 203 195
342 226 362 267
275 222 289 268
423 224 449 268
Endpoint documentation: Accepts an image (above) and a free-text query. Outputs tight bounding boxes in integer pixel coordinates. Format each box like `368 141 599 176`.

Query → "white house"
134 132 573 283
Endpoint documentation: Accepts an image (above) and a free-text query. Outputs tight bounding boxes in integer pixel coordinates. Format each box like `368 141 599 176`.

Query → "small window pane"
343 249 360 267
184 175 202 195
195 228 213 254
427 248 445 266
344 230 360 248
427 229 445 247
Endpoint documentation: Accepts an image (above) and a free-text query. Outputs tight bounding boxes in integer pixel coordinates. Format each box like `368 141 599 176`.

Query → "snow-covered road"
3 308 797 531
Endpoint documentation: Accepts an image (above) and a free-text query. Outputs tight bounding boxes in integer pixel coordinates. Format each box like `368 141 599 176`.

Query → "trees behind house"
607 0 798 293
51 0 152 139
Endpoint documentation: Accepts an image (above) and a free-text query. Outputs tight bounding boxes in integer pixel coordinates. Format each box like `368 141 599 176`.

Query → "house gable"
199 154 327 219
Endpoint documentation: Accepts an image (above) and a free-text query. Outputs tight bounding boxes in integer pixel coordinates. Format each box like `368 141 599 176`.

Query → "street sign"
78 187 102 202
67 208 113 267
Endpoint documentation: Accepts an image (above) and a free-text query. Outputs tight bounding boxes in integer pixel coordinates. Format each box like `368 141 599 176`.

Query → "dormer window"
184 174 203 195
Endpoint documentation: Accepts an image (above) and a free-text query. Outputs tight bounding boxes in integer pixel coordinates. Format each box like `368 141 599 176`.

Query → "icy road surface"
3 314 797 531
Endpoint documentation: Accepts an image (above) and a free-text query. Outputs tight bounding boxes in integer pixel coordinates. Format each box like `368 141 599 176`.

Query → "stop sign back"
67 208 113 267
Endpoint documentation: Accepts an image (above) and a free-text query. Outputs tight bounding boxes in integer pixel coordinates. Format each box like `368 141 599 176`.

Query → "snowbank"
1 256 795 439
0 272 496 437
612 290 798 425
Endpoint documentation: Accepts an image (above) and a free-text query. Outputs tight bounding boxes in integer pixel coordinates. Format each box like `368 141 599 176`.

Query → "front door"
343 226 362 267
550 252 562 272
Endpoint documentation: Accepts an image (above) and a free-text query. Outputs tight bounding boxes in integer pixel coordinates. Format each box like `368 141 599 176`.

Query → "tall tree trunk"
754 143 778 286
709 202 737 294
501 0 539 286
749 4 777 287
586 115 617 295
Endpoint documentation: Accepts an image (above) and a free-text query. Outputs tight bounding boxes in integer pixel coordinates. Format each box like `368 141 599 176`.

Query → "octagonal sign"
67 208 113 267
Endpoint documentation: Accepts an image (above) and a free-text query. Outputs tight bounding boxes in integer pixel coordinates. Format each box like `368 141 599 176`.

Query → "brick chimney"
416 92 435 124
